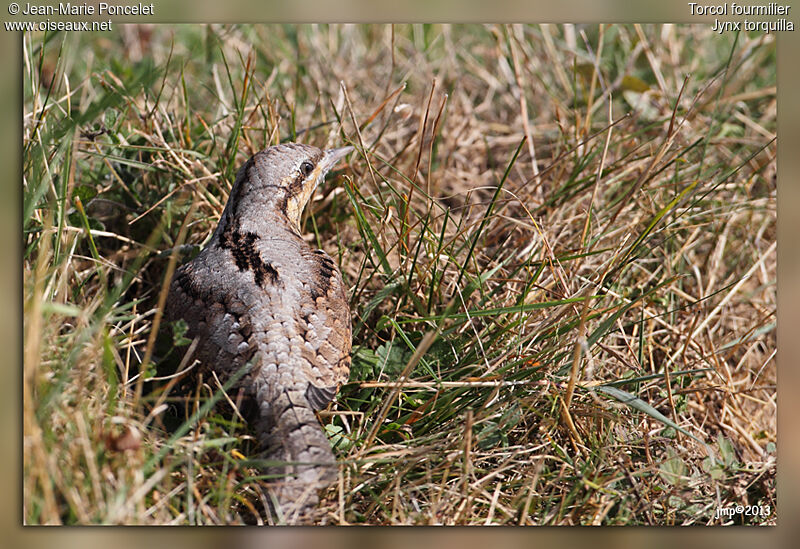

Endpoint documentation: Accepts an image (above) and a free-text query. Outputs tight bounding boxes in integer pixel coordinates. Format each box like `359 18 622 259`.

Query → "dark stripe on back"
219 229 279 288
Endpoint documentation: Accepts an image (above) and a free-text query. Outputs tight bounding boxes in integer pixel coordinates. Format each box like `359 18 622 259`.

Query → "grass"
23 24 776 525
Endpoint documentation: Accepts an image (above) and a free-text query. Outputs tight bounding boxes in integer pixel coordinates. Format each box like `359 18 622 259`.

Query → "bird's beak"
320 146 354 173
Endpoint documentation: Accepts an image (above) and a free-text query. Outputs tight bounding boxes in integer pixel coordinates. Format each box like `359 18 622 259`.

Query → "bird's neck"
213 194 302 243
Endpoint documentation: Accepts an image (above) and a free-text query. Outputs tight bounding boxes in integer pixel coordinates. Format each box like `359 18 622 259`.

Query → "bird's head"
222 143 353 234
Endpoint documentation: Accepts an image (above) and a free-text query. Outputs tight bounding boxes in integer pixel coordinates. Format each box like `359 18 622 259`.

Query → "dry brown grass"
24 24 775 525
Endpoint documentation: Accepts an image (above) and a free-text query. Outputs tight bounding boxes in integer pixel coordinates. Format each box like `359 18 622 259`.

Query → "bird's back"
165 232 351 406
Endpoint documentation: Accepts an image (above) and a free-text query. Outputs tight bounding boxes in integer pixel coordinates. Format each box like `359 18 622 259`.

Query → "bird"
164 142 354 523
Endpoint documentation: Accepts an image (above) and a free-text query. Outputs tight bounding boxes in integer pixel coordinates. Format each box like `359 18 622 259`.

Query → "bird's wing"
300 248 352 409
165 256 259 373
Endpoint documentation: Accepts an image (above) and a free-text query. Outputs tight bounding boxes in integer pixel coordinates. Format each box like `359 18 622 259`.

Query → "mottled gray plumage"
164 143 353 523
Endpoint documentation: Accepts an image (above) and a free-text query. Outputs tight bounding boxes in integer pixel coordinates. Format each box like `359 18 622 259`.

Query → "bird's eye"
300 161 315 177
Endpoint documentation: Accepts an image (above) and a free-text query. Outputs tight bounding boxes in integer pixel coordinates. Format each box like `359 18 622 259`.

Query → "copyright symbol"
8 3 19 15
